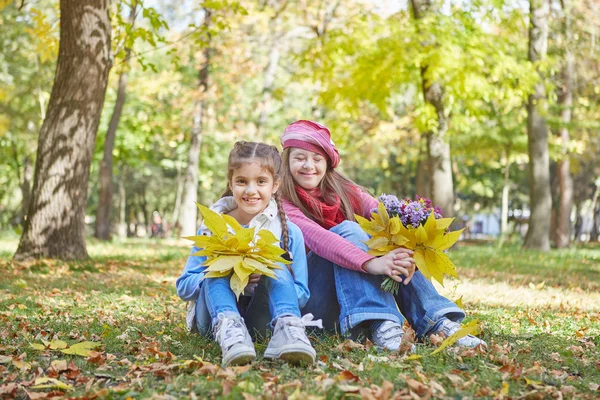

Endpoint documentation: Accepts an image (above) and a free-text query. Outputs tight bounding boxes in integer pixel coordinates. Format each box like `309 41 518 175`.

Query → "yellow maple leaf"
60 341 99 357
196 203 228 239
186 203 291 298
230 273 249 299
431 320 481 355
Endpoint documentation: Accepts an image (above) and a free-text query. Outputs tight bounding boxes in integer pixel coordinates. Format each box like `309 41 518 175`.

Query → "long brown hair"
221 141 292 265
279 147 365 225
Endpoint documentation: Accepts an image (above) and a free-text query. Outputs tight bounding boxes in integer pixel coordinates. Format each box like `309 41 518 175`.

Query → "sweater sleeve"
360 191 379 218
282 199 374 272
175 229 208 302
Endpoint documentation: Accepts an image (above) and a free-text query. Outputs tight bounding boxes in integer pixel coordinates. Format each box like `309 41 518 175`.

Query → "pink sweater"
282 191 379 271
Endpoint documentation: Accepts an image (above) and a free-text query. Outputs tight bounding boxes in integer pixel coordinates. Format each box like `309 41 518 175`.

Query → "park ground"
0 235 599 399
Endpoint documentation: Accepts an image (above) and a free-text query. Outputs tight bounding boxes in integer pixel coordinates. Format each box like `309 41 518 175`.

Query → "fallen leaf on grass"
0 355 12 364
12 359 31 371
335 339 365 352
405 354 422 361
337 370 359 382
336 383 360 393
405 377 430 396
61 341 99 356
31 377 73 391
0 383 18 397
432 320 480 355
589 383 599 391
47 340 68 350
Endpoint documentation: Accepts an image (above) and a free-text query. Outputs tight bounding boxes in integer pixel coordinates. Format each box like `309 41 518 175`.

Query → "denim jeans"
302 220 465 338
202 265 300 338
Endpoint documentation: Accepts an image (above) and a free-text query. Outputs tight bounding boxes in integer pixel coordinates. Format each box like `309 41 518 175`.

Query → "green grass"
1 239 599 399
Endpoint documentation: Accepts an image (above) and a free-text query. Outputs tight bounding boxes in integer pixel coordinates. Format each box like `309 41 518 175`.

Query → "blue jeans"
302 220 465 338
203 265 300 335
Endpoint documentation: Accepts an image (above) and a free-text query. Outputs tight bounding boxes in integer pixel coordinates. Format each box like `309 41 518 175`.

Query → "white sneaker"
371 320 406 351
264 314 322 365
213 313 256 366
434 319 487 349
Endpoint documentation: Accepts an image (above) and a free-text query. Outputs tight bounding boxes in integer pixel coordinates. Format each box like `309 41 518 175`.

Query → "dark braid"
273 191 293 276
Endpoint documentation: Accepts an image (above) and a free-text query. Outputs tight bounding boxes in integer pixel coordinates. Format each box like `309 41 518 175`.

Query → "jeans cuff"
270 308 301 327
341 311 405 336
415 306 465 338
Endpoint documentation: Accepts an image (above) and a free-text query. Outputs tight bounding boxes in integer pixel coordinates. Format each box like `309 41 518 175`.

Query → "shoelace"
283 313 323 341
215 315 246 349
377 321 404 341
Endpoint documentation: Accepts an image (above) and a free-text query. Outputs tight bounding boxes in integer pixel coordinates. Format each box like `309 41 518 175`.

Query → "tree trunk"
415 133 430 199
170 157 184 232
19 155 33 219
116 166 128 239
591 188 600 242
410 0 455 217
500 147 511 236
523 0 551 251
256 13 282 136
555 0 574 249
14 0 111 261
95 0 137 241
179 9 212 237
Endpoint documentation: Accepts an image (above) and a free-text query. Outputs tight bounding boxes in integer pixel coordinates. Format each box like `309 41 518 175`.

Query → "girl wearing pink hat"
279 120 486 350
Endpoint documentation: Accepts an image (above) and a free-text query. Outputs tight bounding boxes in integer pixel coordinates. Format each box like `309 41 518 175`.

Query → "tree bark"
523 0 551 251
415 133 430 199
14 0 112 261
178 8 212 237
410 0 455 217
500 146 511 236
256 4 285 136
555 0 574 249
95 1 137 241
116 166 128 239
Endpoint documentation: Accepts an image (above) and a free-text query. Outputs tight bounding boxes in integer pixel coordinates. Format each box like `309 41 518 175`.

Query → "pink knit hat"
281 120 340 168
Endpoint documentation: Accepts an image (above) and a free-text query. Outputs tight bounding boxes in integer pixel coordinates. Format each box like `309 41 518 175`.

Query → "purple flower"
375 194 443 228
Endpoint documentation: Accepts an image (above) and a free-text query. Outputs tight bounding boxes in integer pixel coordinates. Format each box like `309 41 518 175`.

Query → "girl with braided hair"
177 141 321 366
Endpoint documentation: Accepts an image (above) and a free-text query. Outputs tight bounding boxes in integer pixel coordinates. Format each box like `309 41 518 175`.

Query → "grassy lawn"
1 236 599 399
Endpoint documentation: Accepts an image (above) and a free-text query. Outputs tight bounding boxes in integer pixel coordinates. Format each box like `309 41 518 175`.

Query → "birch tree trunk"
14 0 112 261
178 8 212 237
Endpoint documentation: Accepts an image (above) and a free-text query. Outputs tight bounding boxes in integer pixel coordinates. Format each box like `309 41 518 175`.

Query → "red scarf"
295 186 347 229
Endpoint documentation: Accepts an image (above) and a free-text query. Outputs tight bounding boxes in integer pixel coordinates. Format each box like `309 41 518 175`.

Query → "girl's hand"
362 248 416 285
248 273 261 285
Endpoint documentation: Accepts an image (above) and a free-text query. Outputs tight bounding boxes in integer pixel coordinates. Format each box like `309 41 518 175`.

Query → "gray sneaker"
213 313 256 366
434 319 487 349
264 314 322 365
371 320 405 351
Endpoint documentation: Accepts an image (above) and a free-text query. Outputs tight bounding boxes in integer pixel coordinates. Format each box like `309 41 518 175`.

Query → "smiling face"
288 148 327 190
229 161 280 224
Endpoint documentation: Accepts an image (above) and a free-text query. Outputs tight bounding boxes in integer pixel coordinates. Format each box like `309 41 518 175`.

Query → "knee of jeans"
331 220 369 243
267 267 295 287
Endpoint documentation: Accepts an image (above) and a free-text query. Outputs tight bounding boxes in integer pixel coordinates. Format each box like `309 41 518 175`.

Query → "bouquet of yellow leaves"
355 195 464 294
185 203 291 299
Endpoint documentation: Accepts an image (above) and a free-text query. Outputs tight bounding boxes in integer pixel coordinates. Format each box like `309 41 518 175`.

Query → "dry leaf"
31 377 73 391
60 341 99 357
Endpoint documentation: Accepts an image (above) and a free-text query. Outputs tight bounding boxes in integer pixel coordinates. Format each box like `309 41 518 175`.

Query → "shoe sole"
264 345 315 365
224 350 256 366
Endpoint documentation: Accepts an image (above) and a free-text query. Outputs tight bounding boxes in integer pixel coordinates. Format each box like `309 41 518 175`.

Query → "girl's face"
289 148 327 190
229 161 279 224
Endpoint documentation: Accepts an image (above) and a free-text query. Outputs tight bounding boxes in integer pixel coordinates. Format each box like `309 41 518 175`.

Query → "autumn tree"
523 0 551 251
178 7 212 237
14 0 112 260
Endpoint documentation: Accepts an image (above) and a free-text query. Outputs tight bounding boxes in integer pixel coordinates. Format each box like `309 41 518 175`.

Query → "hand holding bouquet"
356 195 464 294
185 204 290 299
